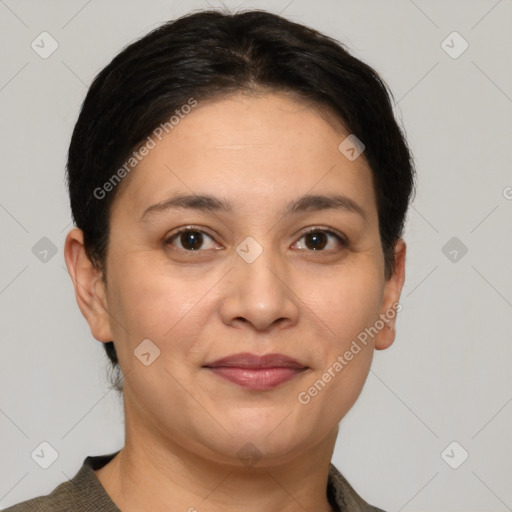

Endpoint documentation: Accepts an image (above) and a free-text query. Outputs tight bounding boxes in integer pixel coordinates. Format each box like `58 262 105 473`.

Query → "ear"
64 228 113 343
374 238 406 351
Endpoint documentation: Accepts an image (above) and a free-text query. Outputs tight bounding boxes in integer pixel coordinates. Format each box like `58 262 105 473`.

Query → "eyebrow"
139 192 368 223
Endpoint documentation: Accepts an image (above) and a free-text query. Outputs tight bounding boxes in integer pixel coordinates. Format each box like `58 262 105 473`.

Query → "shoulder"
328 463 387 512
2 479 75 512
3 452 120 512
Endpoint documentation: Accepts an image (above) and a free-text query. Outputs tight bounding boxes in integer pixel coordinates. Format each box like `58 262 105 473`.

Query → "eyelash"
164 226 348 253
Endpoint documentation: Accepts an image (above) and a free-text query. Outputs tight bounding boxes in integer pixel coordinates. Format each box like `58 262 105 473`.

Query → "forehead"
111 92 377 222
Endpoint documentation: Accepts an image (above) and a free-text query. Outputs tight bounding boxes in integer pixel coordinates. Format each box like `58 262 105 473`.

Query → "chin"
202 420 317 468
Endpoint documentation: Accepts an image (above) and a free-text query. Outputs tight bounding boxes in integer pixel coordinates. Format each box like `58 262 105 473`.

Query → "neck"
96 413 338 512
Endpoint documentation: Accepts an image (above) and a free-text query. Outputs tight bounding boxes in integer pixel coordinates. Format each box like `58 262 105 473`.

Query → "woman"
6 8 414 512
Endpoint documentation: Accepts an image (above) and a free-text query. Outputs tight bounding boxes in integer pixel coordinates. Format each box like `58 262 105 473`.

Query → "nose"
219 248 300 332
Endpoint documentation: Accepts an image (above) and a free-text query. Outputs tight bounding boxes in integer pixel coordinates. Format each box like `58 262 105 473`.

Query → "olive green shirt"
4 452 385 511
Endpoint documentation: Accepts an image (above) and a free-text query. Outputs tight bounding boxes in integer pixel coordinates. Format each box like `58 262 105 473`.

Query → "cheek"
298 349 374 434
305 263 384 347
105 256 215 359
294 263 383 417
296 273 381 430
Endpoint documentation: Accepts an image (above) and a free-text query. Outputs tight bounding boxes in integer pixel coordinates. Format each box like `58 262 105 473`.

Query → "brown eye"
294 229 347 252
304 231 328 250
166 229 216 251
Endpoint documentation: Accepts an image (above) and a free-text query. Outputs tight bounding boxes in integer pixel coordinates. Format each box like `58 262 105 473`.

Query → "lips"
203 352 307 390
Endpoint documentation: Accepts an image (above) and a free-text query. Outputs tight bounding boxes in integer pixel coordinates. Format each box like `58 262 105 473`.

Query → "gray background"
1 0 511 510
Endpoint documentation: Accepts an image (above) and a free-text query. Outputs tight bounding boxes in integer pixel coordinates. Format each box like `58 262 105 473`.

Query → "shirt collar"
77 452 382 512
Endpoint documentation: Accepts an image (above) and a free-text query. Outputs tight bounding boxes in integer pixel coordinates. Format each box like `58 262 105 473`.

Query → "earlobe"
64 228 113 343
374 239 406 351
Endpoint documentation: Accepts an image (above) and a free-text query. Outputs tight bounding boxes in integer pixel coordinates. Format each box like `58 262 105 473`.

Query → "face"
66 91 405 467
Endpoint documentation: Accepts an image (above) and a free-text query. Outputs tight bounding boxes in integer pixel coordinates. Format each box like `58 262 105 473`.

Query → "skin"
65 91 406 512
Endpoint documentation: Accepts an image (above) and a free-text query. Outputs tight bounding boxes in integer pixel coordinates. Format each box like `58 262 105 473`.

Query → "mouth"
203 353 308 391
